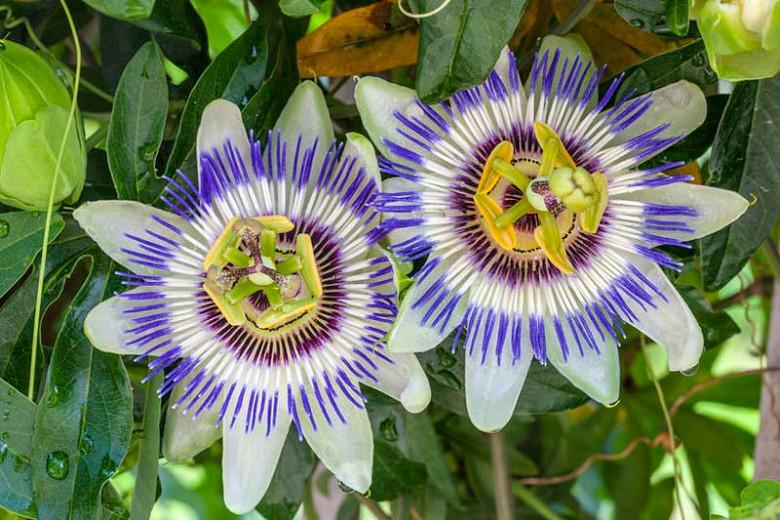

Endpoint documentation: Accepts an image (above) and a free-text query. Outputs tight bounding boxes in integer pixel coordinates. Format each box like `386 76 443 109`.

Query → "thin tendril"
397 0 454 19
27 0 82 400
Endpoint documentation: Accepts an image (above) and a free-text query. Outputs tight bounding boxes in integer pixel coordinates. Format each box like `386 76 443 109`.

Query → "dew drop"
605 399 621 408
436 370 462 390
379 417 398 442
0 442 8 464
13 454 25 472
436 348 457 368
100 455 116 479
0 220 9 238
46 451 69 480
1 431 8 441
629 18 645 28
681 364 699 376
79 434 95 454
1 411 8 421
46 386 60 406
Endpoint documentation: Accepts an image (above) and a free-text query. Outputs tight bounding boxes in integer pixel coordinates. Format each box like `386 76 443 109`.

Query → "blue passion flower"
75 82 430 513
355 36 748 432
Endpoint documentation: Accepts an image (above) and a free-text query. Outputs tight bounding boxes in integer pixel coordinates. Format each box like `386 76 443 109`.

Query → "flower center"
202 215 322 330
474 122 609 275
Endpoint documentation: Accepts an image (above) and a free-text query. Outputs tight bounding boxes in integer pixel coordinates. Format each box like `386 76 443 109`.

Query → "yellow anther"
495 197 533 229
202 217 239 270
475 193 518 251
255 298 318 329
534 121 576 169
492 159 531 191
550 166 597 213
296 233 323 298
254 215 295 233
204 280 247 326
534 212 574 275
581 173 609 234
477 141 514 194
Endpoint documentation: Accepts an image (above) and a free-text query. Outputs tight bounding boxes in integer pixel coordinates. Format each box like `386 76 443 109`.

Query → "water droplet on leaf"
79 434 94 454
0 442 8 464
46 451 69 480
630 18 645 28
0 220 9 238
379 417 398 442
436 348 457 367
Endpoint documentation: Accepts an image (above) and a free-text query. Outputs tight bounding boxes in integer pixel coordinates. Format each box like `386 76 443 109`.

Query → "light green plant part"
695 0 780 80
0 40 85 210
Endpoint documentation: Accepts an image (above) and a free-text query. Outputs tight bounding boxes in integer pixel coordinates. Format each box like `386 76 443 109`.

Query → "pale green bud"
549 166 597 213
695 0 780 80
0 40 86 210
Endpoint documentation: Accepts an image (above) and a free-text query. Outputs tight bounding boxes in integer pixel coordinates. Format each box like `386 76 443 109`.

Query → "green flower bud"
549 166 597 213
0 40 86 210
694 0 780 80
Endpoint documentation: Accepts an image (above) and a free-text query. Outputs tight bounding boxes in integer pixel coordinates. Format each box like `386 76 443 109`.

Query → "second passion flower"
355 36 749 433
75 82 430 514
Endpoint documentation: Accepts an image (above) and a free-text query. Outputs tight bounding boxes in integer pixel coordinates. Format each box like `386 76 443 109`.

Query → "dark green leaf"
643 94 728 168
98 17 150 94
32 254 133 519
0 377 35 517
83 0 155 21
0 211 64 300
413 0 528 103
107 41 169 202
614 0 690 37
370 440 427 501
665 0 689 36
701 75 780 290
406 412 459 505
676 285 739 349
130 372 163 520
741 480 780 507
256 430 316 520
163 22 270 178
608 40 717 100
515 363 590 414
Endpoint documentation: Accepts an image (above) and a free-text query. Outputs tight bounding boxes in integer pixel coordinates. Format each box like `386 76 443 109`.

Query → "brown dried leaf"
297 0 419 78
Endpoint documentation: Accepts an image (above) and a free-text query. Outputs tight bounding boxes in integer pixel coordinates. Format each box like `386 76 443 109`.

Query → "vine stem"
27 0 81 400
489 431 514 520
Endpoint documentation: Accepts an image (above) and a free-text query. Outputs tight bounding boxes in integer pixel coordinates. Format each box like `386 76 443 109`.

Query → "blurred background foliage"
0 0 778 519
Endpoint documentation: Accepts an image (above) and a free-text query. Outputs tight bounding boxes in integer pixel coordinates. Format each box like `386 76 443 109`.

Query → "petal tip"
400 376 431 413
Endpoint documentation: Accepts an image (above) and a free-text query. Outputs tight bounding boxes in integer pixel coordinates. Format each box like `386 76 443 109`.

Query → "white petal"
84 289 144 354
343 132 381 187
616 183 749 240
382 176 423 248
273 81 334 172
536 34 594 100
354 76 419 157
625 253 703 372
197 99 251 186
611 80 706 147
387 256 469 354
363 352 431 413
300 396 373 492
222 415 292 514
465 332 533 433
163 389 222 463
73 200 194 276
546 329 620 405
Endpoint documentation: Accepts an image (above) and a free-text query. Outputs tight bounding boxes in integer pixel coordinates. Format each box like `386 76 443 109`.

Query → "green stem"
512 483 564 520
28 0 81 400
552 0 598 35
130 372 163 520
761 240 780 279
489 432 514 520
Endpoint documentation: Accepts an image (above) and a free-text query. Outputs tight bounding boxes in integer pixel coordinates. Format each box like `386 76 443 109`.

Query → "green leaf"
701 75 780 290
741 480 780 507
370 440 427 501
256 430 316 520
0 211 64 300
664 0 689 36
280 0 322 17
0 377 36 517
163 22 270 178
31 254 133 519
130 372 163 520
83 0 155 20
614 0 690 37
609 40 717 100
405 412 459 505
412 0 528 103
107 41 169 202
676 285 739 349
